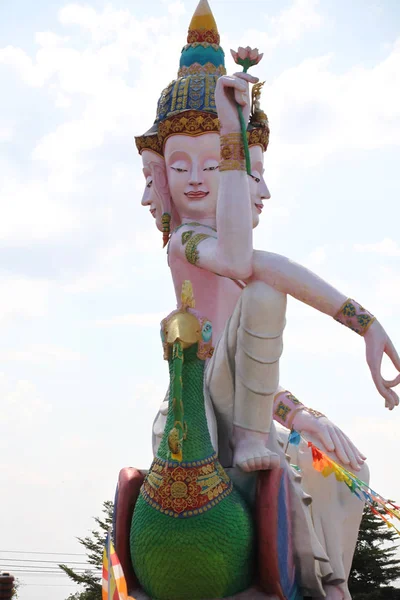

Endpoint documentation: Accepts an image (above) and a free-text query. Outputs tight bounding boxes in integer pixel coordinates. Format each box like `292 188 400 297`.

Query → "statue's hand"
364 320 400 410
292 410 366 471
215 72 258 134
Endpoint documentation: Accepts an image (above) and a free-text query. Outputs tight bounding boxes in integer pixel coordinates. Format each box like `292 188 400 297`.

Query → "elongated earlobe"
161 212 171 248
151 162 172 248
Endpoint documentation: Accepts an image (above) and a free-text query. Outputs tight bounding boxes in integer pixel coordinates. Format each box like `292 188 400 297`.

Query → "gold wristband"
274 390 304 429
304 407 325 419
334 298 375 336
220 132 246 172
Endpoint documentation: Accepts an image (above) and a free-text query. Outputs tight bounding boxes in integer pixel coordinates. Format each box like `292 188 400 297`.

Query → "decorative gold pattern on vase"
141 454 233 518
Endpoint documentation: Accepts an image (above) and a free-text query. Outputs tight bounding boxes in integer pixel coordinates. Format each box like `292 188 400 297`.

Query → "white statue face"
249 144 271 228
141 150 165 232
164 133 220 222
141 139 270 231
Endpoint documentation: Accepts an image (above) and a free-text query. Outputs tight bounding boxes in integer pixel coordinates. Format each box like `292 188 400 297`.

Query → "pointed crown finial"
178 0 225 77
187 0 220 45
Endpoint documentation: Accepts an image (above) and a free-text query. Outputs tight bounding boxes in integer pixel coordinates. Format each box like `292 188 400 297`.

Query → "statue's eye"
146 180 153 188
171 167 188 173
204 165 219 171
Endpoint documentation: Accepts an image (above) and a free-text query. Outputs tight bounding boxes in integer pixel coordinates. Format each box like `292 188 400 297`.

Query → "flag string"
287 429 400 536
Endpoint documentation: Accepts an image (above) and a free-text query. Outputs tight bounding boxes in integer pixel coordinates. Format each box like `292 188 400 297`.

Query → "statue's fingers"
385 338 400 373
365 347 394 407
336 430 361 471
218 75 250 108
219 75 247 93
233 72 259 84
390 388 399 408
316 426 335 453
385 388 398 410
329 428 351 466
342 432 367 462
234 87 247 107
383 374 400 388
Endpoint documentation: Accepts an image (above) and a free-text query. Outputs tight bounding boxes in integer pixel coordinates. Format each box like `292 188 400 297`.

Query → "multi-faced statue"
132 1 400 599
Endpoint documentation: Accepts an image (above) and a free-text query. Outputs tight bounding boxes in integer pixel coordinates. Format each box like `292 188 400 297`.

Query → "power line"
23 583 79 587
1 567 100 572
0 549 86 556
3 569 99 573
1 557 94 565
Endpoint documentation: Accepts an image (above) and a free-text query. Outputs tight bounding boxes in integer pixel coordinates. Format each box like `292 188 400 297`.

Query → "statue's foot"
233 426 280 472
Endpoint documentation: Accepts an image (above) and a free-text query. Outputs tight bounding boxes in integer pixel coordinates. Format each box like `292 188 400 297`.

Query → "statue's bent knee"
233 282 287 433
241 281 287 338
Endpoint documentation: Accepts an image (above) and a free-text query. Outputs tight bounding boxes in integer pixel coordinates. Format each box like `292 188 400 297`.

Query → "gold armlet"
220 132 246 172
184 233 212 266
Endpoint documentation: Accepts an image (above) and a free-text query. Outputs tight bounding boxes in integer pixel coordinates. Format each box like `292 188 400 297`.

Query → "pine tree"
349 505 400 599
60 500 113 600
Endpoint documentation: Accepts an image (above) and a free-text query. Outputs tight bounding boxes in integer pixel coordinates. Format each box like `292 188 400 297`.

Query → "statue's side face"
164 133 220 222
249 145 270 228
141 150 165 232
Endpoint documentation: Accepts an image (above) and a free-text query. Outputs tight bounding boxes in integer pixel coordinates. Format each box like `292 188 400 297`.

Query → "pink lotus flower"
230 46 264 71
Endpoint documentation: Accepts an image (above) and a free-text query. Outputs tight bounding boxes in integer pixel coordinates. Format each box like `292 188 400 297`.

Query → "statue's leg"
282 428 369 600
207 280 287 472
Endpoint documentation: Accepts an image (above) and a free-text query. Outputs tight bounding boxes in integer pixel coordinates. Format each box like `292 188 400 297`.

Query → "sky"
0 0 399 598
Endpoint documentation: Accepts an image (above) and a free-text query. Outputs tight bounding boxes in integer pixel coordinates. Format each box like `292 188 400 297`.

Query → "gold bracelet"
334 298 375 336
304 407 325 419
274 390 304 429
220 132 246 172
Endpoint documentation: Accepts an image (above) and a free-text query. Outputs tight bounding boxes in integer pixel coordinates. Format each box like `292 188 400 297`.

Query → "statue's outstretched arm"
252 250 400 410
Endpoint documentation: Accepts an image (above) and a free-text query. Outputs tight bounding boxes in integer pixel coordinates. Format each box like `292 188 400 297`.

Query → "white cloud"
166 1 186 18
96 312 165 326
266 39 400 169
0 123 14 141
0 276 50 323
267 0 323 44
239 0 323 52
0 373 51 427
35 31 69 47
374 267 400 316
307 245 327 266
347 415 400 501
0 344 82 364
354 238 400 257
284 314 361 357
0 173 81 243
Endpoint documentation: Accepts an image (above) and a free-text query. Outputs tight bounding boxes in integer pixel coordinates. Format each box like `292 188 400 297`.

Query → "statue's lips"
255 203 264 213
150 208 156 218
185 191 209 200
